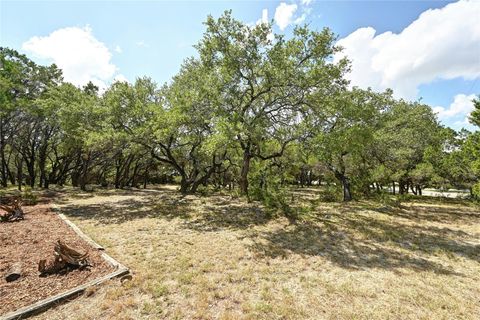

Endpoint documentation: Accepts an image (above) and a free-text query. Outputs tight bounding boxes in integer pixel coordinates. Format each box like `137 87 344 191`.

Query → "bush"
472 183 480 201
396 193 414 204
21 188 38 205
318 185 342 202
374 191 401 207
252 185 289 209
250 182 293 219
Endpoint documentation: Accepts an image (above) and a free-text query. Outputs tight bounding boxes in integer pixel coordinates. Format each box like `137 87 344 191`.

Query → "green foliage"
248 162 292 217
469 96 480 127
472 183 480 200
318 185 342 203
374 192 401 208
21 188 38 205
195 11 348 195
0 12 477 205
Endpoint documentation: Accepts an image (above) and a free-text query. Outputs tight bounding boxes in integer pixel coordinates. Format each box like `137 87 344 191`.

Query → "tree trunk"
239 148 251 196
114 156 121 189
392 181 396 195
179 175 190 194
143 169 148 189
71 172 79 187
399 181 405 195
190 180 202 194
25 156 35 188
0 127 7 188
410 184 417 195
341 176 352 202
79 153 91 191
120 156 133 188
38 146 48 189
17 158 23 191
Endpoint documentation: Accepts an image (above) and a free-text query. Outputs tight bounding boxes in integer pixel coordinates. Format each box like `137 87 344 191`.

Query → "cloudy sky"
1 0 479 131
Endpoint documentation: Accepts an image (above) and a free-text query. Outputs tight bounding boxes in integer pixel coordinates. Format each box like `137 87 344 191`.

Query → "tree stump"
0 199 24 222
38 240 90 275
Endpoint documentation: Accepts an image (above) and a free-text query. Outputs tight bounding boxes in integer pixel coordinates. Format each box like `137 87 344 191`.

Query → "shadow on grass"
182 204 272 232
58 188 273 231
248 204 479 275
368 202 479 225
57 186 479 274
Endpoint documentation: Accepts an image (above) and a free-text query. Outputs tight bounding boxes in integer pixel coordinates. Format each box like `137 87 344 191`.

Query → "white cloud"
433 93 476 120
334 0 480 100
274 3 298 30
113 74 129 83
452 118 471 128
294 13 307 24
257 8 269 25
136 40 149 48
301 0 312 5
114 45 122 53
22 26 118 89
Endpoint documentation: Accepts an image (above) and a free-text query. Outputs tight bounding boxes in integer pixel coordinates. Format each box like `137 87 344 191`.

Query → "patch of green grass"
150 282 169 298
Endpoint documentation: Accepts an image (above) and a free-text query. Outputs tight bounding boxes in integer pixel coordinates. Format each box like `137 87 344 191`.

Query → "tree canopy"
1 11 478 203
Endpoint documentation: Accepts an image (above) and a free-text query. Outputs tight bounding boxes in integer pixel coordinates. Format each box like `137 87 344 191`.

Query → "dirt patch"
0 201 115 316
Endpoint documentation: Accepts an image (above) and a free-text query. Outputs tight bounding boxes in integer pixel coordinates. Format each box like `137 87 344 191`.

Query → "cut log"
5 262 22 282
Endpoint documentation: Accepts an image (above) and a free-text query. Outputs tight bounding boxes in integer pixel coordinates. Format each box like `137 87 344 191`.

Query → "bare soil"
0 200 114 316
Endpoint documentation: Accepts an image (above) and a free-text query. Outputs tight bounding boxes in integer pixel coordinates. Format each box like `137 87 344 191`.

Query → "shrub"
375 191 401 207
21 188 38 205
472 183 480 201
318 185 342 202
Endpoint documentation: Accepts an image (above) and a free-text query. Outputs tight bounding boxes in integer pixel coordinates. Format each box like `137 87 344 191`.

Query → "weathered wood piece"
5 262 22 282
38 240 90 275
0 199 24 222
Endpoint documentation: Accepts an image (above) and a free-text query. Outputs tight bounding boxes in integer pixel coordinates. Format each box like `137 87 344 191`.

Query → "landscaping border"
1 205 129 320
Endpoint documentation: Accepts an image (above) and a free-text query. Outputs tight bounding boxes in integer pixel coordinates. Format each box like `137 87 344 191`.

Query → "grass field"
33 186 480 320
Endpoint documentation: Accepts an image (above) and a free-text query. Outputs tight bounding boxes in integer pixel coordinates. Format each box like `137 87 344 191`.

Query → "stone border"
1 205 129 320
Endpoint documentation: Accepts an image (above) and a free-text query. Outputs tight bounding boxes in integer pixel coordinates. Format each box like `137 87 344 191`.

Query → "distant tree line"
1 11 479 202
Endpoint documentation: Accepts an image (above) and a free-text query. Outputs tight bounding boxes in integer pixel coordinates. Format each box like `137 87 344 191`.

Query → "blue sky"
1 0 479 131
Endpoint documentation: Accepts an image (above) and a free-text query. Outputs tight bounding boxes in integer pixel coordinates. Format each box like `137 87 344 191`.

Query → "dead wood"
38 240 91 275
0 199 24 222
5 262 22 282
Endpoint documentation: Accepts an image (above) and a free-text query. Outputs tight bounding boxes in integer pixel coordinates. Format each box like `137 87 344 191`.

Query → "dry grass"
32 186 480 320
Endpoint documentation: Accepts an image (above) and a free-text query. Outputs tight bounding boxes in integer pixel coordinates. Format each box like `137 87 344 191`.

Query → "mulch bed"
0 200 115 316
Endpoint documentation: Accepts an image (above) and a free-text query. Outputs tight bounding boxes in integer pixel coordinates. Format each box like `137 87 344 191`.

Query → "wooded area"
1 11 479 204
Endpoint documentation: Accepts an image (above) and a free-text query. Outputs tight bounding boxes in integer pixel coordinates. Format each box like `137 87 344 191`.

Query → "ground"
0 200 114 316
28 186 480 320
